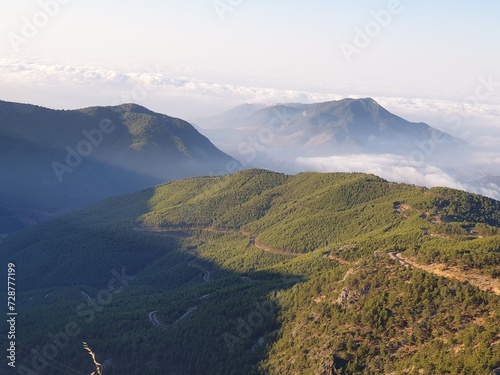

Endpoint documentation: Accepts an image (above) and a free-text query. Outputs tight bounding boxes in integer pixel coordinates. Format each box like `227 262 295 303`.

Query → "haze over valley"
194 97 500 199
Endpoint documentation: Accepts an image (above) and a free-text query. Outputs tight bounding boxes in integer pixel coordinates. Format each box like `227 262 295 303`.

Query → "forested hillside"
0 100 239 234
1 169 499 374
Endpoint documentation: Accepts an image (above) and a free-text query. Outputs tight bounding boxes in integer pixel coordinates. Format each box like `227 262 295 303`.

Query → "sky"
1 1 499 116
0 1 499 194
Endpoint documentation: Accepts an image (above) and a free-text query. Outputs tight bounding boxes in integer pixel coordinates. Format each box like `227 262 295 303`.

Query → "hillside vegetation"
1 169 499 374
0 100 238 233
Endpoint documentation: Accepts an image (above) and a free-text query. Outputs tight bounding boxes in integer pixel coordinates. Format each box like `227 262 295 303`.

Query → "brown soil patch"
394 203 412 219
327 254 351 265
394 253 500 296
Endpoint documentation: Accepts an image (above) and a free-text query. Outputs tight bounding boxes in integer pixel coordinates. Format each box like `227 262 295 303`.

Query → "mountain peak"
336 97 383 113
76 103 154 117
196 97 464 158
0 100 240 226
344 97 379 105
114 102 152 114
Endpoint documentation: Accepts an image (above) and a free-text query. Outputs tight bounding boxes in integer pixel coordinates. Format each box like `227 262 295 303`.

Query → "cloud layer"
296 154 500 200
1 58 498 200
2 58 500 125
0 59 346 117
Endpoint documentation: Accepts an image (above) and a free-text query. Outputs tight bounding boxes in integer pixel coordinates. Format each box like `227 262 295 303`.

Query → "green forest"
1 169 499 374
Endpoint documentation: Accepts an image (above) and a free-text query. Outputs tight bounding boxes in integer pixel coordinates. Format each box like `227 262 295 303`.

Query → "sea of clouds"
1 58 499 199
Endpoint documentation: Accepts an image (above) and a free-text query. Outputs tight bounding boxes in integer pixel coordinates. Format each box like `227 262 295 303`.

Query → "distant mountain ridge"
0 100 240 232
195 97 465 157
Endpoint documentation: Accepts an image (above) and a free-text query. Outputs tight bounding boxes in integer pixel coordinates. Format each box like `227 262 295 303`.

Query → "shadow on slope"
0 186 306 375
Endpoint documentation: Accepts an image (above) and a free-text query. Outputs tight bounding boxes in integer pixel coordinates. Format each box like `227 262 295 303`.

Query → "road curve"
135 226 299 257
388 252 412 267
148 311 164 328
188 259 210 282
148 306 198 329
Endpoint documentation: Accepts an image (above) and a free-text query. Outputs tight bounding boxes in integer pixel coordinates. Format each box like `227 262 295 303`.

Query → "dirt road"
389 252 500 296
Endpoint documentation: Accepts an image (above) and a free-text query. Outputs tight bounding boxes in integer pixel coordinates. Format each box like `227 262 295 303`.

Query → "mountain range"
0 100 239 233
2 97 497 236
194 98 464 166
194 98 500 201
1 169 499 374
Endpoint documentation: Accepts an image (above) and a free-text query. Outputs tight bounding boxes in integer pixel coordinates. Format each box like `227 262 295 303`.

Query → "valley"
1 169 499 374
2 2 498 374
0 101 239 234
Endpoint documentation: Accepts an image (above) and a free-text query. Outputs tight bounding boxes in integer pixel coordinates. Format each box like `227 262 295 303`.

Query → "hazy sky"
1 1 499 196
1 1 499 123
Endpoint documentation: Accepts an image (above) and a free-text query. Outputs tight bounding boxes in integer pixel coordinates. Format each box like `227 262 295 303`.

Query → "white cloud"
297 154 465 188
2 58 500 130
1 58 498 199
474 136 500 148
373 96 500 147
0 59 348 118
296 154 500 200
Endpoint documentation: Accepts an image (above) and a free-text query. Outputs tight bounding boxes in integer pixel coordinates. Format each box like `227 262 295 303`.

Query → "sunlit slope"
0 169 499 374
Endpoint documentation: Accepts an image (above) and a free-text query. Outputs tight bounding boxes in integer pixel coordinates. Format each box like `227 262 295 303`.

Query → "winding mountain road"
389 252 500 296
148 311 163 328
80 291 91 301
188 259 211 282
388 252 412 267
148 306 198 329
134 225 300 257
175 306 197 323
